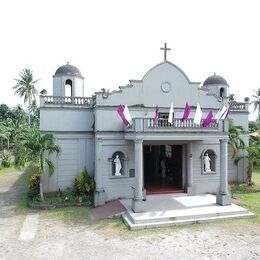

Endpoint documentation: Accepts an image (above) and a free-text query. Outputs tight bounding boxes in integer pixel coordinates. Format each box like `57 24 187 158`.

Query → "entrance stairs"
120 194 255 230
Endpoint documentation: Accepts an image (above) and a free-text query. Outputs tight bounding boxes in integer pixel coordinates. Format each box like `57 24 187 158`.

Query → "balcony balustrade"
229 102 247 111
40 96 94 107
125 118 227 133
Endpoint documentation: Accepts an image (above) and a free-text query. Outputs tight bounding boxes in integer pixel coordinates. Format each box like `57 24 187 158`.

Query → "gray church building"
40 45 249 212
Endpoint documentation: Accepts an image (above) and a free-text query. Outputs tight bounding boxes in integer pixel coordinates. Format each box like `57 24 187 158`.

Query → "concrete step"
127 204 250 225
122 211 255 230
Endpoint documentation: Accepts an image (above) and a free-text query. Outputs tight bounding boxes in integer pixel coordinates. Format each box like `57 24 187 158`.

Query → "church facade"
40 46 249 212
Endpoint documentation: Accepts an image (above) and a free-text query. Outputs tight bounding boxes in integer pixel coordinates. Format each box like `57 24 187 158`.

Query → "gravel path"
0 171 260 260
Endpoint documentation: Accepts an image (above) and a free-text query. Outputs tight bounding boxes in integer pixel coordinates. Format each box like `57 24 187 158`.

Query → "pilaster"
94 138 105 206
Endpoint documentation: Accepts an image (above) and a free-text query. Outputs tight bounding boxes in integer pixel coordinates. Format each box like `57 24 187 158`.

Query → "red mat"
146 186 184 195
90 200 126 220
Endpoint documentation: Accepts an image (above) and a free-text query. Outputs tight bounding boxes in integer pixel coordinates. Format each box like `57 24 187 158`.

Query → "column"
132 139 145 212
94 138 105 206
134 139 143 199
186 143 193 195
216 138 231 205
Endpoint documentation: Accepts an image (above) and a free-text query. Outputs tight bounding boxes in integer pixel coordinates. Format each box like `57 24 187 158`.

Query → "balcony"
125 118 228 133
40 95 94 107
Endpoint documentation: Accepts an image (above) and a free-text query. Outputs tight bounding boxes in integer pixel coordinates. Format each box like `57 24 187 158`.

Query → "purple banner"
153 105 159 126
182 102 190 121
117 105 129 126
202 110 213 127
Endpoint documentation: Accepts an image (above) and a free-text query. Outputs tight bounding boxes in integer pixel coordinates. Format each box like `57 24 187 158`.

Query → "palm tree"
13 69 39 126
228 120 245 158
16 126 60 176
235 146 260 185
251 88 260 128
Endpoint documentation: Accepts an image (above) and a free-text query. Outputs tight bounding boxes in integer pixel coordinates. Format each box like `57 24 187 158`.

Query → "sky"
0 0 259 120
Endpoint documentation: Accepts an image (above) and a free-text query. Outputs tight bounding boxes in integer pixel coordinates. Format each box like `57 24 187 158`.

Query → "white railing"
41 96 93 106
229 102 247 110
147 118 218 128
125 118 225 133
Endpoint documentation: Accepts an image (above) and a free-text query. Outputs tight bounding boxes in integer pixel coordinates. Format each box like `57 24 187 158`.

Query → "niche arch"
109 151 129 178
201 149 216 175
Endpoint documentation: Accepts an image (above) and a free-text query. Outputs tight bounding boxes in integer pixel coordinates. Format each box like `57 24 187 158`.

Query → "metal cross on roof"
160 43 171 61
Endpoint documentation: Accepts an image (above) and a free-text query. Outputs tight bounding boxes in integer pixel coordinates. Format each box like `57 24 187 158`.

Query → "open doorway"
144 145 183 194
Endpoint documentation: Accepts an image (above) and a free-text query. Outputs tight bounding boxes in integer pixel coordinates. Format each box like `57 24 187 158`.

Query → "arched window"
201 149 216 174
65 79 72 97
109 151 128 178
220 87 225 98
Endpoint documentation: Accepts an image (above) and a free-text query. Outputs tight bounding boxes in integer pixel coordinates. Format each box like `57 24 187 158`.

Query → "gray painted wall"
41 135 94 193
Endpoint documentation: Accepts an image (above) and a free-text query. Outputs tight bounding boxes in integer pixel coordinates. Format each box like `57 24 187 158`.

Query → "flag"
221 106 230 119
117 105 132 127
202 110 213 127
124 105 132 125
194 103 203 125
153 105 159 126
214 108 221 120
215 105 227 122
168 102 174 125
182 102 190 121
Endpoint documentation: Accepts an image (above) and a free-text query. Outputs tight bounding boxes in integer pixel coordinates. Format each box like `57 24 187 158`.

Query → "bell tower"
53 62 84 97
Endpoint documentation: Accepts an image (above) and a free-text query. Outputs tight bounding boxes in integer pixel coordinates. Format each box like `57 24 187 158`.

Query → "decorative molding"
161 81 172 93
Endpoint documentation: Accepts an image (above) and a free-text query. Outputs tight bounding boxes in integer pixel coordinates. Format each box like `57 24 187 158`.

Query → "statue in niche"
114 155 122 176
204 153 211 172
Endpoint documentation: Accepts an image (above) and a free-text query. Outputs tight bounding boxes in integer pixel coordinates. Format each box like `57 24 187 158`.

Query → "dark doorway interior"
144 145 183 194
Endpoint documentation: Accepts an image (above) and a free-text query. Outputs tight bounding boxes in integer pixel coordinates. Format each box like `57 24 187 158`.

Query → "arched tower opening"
65 79 73 97
220 87 225 98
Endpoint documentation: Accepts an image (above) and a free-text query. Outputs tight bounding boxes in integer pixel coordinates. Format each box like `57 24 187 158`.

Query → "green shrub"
2 150 11 168
74 167 95 195
62 187 75 201
27 173 40 200
29 173 40 188
28 186 40 200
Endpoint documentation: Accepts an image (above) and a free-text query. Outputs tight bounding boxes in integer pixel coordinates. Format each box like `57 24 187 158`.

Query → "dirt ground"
0 171 260 260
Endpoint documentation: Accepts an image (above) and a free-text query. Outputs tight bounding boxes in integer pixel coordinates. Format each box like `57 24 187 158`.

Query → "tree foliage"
15 125 60 176
13 68 39 125
251 88 260 126
228 120 245 158
235 146 260 185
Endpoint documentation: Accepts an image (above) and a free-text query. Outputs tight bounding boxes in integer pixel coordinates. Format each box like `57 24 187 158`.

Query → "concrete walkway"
121 194 255 229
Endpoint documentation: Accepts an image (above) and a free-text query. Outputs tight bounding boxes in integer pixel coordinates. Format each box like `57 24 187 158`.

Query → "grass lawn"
253 167 260 189
0 165 20 175
231 168 260 224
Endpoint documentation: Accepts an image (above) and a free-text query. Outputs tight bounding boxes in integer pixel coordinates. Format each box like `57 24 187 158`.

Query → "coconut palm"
251 88 260 127
228 120 245 158
16 126 60 176
13 69 39 126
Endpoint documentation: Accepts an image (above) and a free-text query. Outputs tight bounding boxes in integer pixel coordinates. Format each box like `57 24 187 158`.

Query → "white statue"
114 155 122 176
160 158 166 179
204 153 211 172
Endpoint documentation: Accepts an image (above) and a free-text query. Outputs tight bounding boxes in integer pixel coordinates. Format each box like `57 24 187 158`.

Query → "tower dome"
55 62 83 78
202 74 228 87
202 74 229 98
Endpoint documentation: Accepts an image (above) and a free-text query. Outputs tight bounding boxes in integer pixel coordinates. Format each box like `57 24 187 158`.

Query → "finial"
67 61 69 65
